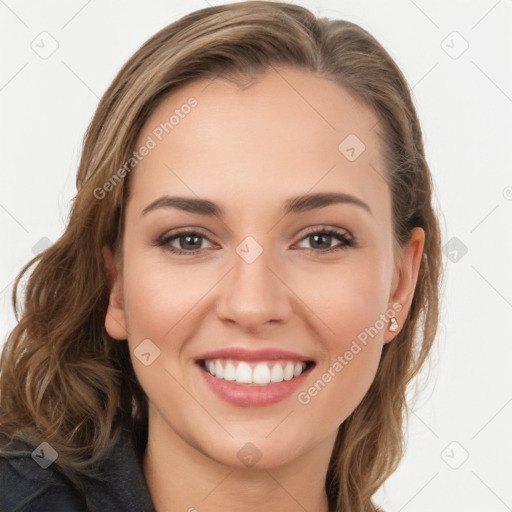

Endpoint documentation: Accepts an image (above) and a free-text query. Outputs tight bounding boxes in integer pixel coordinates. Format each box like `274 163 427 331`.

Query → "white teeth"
235 362 252 383
203 359 308 386
270 363 284 382
283 362 294 381
253 363 271 384
224 362 236 381
215 360 224 379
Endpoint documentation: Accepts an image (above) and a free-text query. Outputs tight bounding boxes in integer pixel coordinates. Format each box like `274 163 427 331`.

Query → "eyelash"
155 226 355 256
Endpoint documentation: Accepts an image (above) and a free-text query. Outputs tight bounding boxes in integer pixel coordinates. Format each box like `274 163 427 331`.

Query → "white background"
1 1 511 511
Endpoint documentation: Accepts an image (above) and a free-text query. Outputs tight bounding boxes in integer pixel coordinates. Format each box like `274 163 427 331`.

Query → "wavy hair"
0 2 443 511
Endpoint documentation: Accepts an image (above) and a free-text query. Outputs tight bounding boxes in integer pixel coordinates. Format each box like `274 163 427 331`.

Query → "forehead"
129 67 389 220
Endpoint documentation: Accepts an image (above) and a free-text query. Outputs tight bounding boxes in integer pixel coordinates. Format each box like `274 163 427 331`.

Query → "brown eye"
296 228 354 253
157 230 214 255
175 233 203 251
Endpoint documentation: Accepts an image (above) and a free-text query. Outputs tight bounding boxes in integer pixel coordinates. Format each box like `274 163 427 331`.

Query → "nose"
215 245 294 333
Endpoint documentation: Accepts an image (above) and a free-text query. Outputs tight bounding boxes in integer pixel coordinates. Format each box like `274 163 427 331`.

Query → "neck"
142 410 335 512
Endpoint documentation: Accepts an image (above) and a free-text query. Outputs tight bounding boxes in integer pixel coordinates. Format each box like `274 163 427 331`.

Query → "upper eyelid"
159 225 352 238
300 225 352 238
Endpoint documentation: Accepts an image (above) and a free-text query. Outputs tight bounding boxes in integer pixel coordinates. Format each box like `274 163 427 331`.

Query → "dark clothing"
0 423 156 511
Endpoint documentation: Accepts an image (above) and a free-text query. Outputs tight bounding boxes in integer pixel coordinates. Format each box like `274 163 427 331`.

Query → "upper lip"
195 347 315 363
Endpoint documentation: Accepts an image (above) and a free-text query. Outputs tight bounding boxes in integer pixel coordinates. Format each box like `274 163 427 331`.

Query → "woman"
0 2 442 511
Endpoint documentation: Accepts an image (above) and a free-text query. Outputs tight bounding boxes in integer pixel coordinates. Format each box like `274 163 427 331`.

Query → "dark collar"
84 420 156 511
0 419 156 512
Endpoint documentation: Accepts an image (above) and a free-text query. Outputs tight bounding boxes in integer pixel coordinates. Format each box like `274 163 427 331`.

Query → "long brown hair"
0 2 442 511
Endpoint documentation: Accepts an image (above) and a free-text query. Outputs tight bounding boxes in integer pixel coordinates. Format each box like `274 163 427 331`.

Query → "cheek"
297 250 390 348
122 253 208 341
292 255 389 420
119 252 196 399
120 255 200 410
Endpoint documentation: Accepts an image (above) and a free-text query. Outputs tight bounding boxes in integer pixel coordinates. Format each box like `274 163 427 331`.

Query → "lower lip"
197 363 314 407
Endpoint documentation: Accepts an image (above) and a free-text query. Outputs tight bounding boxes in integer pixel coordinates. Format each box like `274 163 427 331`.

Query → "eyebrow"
141 192 372 218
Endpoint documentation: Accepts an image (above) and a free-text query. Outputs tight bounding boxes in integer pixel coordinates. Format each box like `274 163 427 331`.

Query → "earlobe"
384 227 425 343
102 245 128 340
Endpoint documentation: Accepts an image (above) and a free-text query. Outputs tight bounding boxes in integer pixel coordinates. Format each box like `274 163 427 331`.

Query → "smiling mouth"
197 359 316 386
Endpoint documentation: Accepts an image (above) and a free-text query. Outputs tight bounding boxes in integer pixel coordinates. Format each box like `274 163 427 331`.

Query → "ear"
102 245 128 340
384 227 425 343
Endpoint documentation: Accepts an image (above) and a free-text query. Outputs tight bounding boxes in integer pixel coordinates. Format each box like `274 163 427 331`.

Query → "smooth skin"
104 66 424 512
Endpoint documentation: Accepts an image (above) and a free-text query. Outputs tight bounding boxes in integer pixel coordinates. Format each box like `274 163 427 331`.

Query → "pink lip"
197 363 314 407
195 347 313 363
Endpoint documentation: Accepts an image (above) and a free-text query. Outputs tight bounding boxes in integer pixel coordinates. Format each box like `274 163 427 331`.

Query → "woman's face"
105 67 424 470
